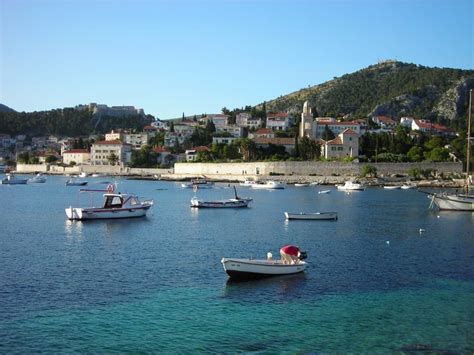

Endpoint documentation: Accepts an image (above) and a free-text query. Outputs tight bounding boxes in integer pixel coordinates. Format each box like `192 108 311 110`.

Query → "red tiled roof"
94 140 130 145
267 112 289 119
153 146 170 153
144 125 156 130
192 146 210 151
253 137 295 145
255 128 272 134
341 129 358 135
374 116 397 124
414 119 432 129
63 149 90 154
325 137 343 145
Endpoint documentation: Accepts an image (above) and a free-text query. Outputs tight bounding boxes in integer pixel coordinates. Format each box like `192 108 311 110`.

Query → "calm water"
0 175 473 352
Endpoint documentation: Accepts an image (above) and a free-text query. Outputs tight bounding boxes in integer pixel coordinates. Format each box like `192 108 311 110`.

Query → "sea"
0 175 473 353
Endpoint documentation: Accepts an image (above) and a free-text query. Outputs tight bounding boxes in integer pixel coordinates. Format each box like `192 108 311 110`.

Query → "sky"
1 0 472 119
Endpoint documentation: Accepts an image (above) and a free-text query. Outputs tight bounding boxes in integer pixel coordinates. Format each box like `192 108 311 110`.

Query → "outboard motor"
299 251 308 260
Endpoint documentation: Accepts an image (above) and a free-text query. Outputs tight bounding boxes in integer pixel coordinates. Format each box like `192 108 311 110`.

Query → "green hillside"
261 61 474 124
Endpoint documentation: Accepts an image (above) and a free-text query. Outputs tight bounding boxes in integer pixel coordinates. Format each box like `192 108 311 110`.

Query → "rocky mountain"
0 103 16 113
259 61 474 123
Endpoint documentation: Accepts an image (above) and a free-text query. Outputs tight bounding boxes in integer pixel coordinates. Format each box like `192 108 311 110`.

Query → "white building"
321 129 359 160
216 125 244 138
62 149 91 165
266 113 293 131
105 130 124 141
202 114 229 128
400 117 414 128
212 136 239 145
123 132 149 149
185 146 210 161
314 121 361 138
90 140 132 166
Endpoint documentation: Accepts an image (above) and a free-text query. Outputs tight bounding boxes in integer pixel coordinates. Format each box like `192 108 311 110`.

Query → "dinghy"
221 257 307 280
284 211 337 220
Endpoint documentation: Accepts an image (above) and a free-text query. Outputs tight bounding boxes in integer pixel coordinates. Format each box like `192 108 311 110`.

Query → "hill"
260 61 474 123
0 103 16 113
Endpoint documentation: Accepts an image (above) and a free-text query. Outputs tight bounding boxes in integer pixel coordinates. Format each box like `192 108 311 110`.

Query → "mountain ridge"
258 61 474 123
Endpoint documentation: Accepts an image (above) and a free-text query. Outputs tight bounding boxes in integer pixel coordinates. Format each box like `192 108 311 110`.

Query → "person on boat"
280 245 302 264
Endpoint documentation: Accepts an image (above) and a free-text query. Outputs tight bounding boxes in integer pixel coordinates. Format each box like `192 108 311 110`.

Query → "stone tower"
299 101 313 138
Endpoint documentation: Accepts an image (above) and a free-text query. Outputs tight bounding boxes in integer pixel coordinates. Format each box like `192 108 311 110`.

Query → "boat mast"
467 89 472 193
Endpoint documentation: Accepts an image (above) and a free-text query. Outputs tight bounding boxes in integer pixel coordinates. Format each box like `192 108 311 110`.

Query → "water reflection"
64 219 83 239
222 273 307 299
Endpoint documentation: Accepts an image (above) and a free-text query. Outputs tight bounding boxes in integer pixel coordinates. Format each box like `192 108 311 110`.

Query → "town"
0 100 462 178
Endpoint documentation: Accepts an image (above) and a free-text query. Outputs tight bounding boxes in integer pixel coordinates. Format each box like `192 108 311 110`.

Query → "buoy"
419 228 426 233
386 241 390 245
437 215 440 218
267 252 273 260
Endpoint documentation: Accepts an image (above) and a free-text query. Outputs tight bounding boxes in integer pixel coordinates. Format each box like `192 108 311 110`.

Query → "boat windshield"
104 196 123 208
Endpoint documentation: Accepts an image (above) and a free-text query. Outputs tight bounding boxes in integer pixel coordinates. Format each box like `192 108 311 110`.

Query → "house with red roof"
249 128 275 139
372 116 398 129
266 112 294 131
320 129 359 160
253 137 296 153
314 120 361 138
185 146 210 161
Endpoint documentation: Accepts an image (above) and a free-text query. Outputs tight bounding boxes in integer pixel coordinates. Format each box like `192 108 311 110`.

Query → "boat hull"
1 179 28 185
221 258 306 280
285 212 338 220
65 205 152 220
430 194 474 211
250 183 285 190
191 199 251 208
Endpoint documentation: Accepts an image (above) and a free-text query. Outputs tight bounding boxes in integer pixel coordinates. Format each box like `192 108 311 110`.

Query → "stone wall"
15 164 170 176
174 161 462 178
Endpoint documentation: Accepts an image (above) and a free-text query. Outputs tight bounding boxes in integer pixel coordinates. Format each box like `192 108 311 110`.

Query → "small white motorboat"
250 180 285 190
383 185 401 190
318 189 331 194
336 181 365 191
401 184 415 190
284 211 338 220
239 179 257 187
28 173 47 183
79 172 87 178
1 173 28 185
65 185 153 220
294 183 309 187
181 179 214 188
66 179 88 186
221 257 307 280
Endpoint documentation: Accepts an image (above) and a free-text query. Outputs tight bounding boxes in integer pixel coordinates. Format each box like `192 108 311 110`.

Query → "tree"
45 155 58 164
107 153 119 166
407 146 424 162
362 164 377 177
169 122 175 132
298 136 320 160
321 125 335 141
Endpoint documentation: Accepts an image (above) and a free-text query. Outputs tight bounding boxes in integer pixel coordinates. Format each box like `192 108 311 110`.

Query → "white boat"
191 187 252 208
250 180 285 190
294 183 309 187
28 173 47 183
318 189 331 194
383 185 401 190
221 258 307 280
401 184 416 190
65 190 153 220
79 172 87 178
66 179 88 186
181 179 214 188
239 179 257 187
284 211 337 220
1 173 28 185
336 181 365 191
428 192 474 211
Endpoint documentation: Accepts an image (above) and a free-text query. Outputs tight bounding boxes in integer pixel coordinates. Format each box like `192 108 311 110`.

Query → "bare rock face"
433 77 474 120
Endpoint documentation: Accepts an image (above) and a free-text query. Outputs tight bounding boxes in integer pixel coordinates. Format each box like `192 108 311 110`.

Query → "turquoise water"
1 176 473 352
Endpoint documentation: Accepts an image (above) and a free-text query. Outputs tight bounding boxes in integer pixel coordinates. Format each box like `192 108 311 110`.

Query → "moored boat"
221 258 307 280
181 179 214 188
428 192 474 211
65 185 153 220
383 185 401 190
191 187 252 208
401 184 416 190
318 189 331 194
1 173 28 185
336 181 365 191
294 183 309 187
66 179 88 186
250 180 285 190
284 211 337 220
28 173 47 183
239 179 257 187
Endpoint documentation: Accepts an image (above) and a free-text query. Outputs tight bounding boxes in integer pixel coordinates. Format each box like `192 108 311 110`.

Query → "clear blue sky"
1 0 472 119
